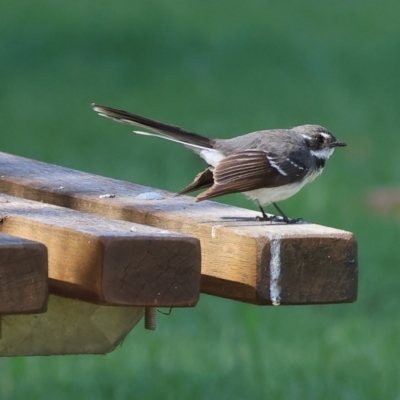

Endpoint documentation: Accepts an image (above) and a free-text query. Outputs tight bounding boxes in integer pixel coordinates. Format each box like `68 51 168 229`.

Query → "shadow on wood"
0 295 143 356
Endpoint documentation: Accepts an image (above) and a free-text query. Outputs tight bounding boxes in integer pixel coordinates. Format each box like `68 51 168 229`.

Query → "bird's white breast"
244 168 323 206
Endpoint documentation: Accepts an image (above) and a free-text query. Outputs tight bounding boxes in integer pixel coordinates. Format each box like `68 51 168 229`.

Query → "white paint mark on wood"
211 225 221 238
270 238 282 306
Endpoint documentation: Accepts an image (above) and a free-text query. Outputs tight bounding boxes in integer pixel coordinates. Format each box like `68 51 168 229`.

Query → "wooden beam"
0 233 48 314
0 295 143 356
0 152 358 305
0 193 201 307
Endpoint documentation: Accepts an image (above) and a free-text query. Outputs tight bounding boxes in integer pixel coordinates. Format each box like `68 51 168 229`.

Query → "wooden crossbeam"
0 193 201 307
0 233 48 314
0 152 358 305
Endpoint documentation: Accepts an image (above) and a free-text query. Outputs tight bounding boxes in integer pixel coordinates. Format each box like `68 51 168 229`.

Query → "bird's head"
292 125 346 160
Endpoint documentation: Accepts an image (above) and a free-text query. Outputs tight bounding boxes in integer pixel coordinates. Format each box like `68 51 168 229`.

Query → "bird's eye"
317 135 324 144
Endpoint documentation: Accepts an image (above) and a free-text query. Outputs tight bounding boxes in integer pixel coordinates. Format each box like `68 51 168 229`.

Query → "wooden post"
0 152 358 305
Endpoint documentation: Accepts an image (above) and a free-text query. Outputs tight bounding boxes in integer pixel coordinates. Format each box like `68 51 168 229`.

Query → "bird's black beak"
331 140 347 147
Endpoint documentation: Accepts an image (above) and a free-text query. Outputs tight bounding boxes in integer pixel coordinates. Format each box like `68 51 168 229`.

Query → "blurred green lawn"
1 1 400 399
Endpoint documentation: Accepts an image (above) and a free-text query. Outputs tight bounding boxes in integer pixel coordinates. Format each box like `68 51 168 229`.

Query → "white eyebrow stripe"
320 132 331 140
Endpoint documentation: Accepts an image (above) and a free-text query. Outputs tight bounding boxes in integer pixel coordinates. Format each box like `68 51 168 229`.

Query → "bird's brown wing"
196 150 309 201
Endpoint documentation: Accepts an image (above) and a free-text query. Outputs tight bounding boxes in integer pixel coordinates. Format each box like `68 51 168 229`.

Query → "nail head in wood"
144 307 157 330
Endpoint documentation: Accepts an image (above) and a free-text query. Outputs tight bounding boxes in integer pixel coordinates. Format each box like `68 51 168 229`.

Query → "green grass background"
1 1 400 398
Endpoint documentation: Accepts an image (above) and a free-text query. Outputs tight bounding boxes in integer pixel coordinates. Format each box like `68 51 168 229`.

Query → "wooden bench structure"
0 151 358 356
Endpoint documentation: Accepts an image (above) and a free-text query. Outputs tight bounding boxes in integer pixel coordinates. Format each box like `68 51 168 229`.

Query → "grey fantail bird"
92 104 346 223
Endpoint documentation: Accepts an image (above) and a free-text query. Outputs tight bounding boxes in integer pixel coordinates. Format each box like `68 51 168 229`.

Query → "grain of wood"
0 152 358 304
0 233 48 314
0 193 201 307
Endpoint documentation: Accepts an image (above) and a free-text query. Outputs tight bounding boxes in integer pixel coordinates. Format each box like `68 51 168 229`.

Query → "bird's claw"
255 215 304 224
255 214 281 223
285 217 304 224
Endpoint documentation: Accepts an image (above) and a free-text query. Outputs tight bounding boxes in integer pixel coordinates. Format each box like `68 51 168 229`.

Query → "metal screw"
144 307 157 330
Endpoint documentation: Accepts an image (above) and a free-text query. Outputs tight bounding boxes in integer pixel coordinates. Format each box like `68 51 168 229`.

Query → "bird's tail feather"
92 104 213 149
177 167 214 196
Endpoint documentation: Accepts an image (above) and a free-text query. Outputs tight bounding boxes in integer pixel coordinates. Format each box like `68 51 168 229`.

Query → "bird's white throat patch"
310 147 334 160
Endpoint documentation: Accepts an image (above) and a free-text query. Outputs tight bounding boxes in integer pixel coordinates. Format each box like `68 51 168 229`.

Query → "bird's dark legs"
258 203 269 220
256 202 303 224
272 203 289 221
256 202 282 222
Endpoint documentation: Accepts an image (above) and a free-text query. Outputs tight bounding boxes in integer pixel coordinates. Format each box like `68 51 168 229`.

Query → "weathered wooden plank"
0 233 48 314
0 193 201 307
0 152 358 305
0 295 143 356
